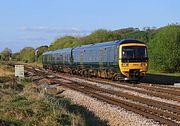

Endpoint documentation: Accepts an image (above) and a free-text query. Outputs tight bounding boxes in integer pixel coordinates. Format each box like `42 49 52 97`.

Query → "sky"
0 0 179 52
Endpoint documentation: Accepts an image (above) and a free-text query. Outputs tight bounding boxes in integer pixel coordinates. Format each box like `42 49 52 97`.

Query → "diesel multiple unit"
42 39 148 81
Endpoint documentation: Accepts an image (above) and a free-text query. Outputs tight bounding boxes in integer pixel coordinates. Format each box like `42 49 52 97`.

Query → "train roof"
42 48 72 56
73 39 145 50
52 48 72 53
42 51 53 55
42 39 145 55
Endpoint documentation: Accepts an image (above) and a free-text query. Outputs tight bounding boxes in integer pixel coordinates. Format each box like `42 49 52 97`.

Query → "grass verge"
0 73 108 126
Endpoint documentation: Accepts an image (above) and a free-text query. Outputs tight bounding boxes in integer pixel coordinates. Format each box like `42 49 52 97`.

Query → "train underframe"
43 64 142 83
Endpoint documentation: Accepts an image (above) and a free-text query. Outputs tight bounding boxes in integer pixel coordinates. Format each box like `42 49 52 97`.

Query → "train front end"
119 42 148 81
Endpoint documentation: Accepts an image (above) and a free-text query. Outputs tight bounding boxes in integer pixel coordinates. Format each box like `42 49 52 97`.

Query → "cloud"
18 35 49 41
20 26 91 34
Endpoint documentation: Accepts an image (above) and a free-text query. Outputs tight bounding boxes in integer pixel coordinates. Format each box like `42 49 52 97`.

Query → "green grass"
0 76 79 126
0 76 108 126
0 93 80 126
0 62 108 126
148 69 180 77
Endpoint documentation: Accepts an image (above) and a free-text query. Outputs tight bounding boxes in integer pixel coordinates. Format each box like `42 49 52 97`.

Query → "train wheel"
107 70 113 80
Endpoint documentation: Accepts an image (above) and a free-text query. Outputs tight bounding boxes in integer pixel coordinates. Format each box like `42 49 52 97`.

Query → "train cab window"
122 46 148 61
122 48 134 59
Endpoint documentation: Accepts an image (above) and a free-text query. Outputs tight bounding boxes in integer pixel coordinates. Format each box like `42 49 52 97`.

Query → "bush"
20 47 35 63
56 114 72 126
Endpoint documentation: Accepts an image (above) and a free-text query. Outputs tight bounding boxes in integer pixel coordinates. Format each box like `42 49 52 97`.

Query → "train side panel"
42 48 72 71
72 43 119 68
71 42 120 78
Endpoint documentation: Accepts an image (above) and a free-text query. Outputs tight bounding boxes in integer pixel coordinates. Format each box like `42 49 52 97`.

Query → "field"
0 63 14 76
0 63 105 126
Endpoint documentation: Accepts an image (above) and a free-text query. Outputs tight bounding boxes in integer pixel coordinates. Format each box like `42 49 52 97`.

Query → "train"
42 39 148 82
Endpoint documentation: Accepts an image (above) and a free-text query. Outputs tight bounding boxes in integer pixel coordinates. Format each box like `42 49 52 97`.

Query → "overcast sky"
0 0 179 52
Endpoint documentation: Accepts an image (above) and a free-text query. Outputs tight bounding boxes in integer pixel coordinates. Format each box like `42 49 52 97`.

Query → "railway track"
52 74 180 124
18 64 180 125
57 73 180 102
151 85 180 91
61 83 179 126
84 76 180 96
66 80 180 115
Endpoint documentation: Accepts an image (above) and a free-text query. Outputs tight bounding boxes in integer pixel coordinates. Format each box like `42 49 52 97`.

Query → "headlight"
141 63 147 67
122 63 129 67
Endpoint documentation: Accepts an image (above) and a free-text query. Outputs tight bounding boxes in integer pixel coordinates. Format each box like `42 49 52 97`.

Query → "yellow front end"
119 43 148 79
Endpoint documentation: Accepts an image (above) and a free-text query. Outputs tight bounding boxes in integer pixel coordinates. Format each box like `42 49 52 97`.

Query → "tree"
113 27 139 34
48 29 122 51
48 36 76 51
86 29 121 43
1 48 12 61
149 25 180 72
122 31 155 43
35 45 48 63
11 52 20 61
20 47 35 63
